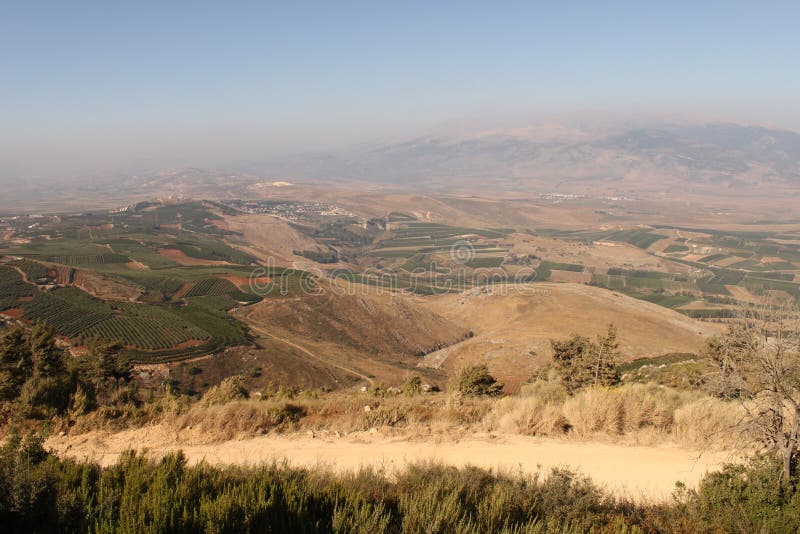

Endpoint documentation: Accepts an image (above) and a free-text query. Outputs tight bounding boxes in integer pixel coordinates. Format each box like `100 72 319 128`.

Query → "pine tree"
551 325 621 393
28 322 64 378
0 326 33 400
593 324 621 388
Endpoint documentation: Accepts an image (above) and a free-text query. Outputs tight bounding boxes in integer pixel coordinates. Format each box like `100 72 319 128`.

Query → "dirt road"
47 430 734 501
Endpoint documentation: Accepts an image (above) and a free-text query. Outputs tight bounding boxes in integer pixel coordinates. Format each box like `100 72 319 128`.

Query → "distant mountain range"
222 120 800 197
5 118 800 212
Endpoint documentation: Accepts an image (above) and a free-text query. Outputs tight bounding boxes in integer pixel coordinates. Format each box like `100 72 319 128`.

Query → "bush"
690 455 800 533
550 326 621 394
0 436 632 533
199 375 249 406
402 375 423 397
453 364 503 397
176 400 306 440
488 381 569 435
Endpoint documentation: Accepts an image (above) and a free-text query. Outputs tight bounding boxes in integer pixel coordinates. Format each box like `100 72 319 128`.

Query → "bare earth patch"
0 308 23 319
46 429 735 501
124 260 147 270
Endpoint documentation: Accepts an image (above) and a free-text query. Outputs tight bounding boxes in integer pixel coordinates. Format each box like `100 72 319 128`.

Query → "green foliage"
0 265 35 311
402 375 423 397
608 229 665 249
551 326 621 394
453 364 503 397
0 323 75 417
0 440 632 533
606 268 669 279
2 432 800 532
185 277 237 297
21 288 113 338
44 253 130 265
628 292 694 309
690 456 800 533
535 261 584 281
294 248 339 263
165 239 254 265
8 259 52 282
0 326 33 401
464 256 504 269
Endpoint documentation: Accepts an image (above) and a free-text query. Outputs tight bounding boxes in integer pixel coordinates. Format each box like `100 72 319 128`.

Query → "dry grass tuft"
486 381 744 449
672 397 747 448
198 375 249 407
175 399 305 441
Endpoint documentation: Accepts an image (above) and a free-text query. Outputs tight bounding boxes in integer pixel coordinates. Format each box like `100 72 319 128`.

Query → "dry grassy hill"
232 279 469 387
217 213 325 264
417 283 721 393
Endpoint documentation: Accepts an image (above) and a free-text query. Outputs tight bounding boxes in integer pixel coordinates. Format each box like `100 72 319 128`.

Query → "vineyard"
0 265 34 310
17 288 222 351
185 277 240 297
9 259 52 282
21 289 112 337
43 253 130 265
85 315 210 350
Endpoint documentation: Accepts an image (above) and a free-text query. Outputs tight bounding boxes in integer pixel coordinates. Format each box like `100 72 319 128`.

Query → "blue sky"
2 1 799 179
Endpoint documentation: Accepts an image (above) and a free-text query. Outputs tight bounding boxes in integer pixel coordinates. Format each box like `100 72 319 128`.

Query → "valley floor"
47 428 736 501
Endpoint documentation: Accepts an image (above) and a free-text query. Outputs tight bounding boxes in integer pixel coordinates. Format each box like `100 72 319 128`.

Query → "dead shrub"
199 375 249 407
177 400 306 440
562 388 625 437
672 397 744 449
487 381 569 435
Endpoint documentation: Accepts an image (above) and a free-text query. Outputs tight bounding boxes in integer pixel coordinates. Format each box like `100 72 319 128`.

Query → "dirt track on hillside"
47 430 735 501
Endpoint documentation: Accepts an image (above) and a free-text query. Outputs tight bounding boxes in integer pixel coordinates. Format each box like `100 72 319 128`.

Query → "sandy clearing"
124 260 148 270
47 430 734 501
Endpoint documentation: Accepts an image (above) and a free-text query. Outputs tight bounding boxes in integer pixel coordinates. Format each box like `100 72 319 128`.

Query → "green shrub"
453 364 503 397
402 375 423 397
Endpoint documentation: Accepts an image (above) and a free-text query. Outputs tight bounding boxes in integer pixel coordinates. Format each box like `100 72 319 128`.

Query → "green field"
0 201 318 361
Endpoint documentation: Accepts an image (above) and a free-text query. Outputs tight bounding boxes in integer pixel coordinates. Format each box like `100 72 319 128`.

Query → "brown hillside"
417 283 721 392
239 279 468 359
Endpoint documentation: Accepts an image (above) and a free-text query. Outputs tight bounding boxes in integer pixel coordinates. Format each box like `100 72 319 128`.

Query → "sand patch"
124 260 147 270
47 429 735 501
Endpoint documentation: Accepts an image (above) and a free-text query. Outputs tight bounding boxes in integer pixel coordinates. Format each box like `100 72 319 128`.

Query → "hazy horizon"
3 2 799 182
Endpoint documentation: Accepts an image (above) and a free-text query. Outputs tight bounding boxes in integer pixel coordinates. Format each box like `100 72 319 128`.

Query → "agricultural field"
533 223 800 319
0 201 317 362
358 221 514 293
0 265 35 311
5 196 800 362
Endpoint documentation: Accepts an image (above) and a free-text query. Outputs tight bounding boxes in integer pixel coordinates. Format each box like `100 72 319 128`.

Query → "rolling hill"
417 282 722 393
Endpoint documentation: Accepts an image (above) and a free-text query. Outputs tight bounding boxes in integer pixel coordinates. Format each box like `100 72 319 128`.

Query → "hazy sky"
2 1 799 181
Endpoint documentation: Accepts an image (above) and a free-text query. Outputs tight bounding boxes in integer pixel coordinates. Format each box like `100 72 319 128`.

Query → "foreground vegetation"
2 433 800 533
1 304 798 531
